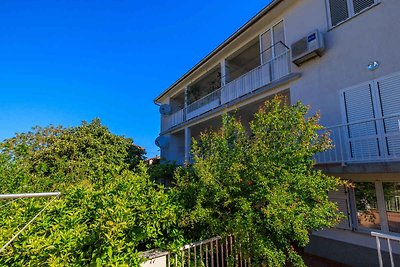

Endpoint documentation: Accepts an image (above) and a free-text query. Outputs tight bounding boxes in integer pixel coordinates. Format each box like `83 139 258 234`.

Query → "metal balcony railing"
141 235 250 267
162 42 291 131
371 231 400 267
315 114 400 165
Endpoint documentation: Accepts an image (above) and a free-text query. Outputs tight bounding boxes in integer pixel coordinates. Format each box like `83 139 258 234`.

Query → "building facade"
154 0 400 265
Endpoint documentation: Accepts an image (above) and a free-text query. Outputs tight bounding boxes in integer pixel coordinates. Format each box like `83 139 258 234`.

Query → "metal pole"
0 192 61 200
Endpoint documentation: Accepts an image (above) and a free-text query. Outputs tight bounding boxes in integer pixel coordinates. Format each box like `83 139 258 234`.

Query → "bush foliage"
173 97 345 266
0 99 344 266
0 119 182 266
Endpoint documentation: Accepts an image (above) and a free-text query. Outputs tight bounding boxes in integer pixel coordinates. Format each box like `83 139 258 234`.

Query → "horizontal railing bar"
371 231 400 242
0 192 61 200
180 236 222 250
323 113 400 130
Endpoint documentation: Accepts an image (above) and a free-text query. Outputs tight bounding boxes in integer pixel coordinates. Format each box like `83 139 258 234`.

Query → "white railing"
187 90 220 120
165 109 185 130
163 46 291 131
168 235 250 267
221 50 290 104
371 231 400 267
315 114 400 165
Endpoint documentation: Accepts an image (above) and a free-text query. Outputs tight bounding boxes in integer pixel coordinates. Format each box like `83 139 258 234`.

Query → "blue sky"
0 0 269 157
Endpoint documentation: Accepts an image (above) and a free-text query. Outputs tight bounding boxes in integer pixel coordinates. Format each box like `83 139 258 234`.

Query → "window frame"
351 181 400 234
326 0 381 29
259 19 286 65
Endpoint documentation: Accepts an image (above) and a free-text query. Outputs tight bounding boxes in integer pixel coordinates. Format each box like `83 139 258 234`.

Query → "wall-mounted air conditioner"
291 30 325 66
159 104 172 115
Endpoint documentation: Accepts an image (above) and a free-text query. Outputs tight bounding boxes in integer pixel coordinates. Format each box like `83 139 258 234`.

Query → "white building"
154 0 400 265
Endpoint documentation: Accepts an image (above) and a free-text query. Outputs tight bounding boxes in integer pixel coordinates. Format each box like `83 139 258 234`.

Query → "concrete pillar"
220 59 230 86
184 127 191 164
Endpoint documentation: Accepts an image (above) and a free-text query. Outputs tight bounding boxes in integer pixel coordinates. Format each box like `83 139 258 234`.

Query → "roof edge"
154 0 284 103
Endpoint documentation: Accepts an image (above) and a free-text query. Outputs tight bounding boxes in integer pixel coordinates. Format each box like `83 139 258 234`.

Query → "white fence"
142 236 250 267
371 231 400 267
315 114 400 165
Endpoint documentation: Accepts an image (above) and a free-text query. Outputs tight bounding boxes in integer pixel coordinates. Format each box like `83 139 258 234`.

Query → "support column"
220 59 230 86
184 127 191 164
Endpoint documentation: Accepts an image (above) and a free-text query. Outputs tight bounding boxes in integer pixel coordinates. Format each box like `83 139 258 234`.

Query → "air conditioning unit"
291 30 325 66
159 104 172 115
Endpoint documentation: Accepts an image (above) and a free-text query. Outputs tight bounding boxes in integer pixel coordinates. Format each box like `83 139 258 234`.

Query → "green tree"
0 119 182 266
174 97 345 266
0 118 145 193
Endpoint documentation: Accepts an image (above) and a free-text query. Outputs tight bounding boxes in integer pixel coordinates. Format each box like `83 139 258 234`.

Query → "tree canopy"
0 119 183 266
173 97 345 266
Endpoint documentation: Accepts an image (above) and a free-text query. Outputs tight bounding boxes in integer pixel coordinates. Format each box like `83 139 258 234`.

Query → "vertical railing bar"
206 243 209 267
221 238 224 267
200 243 203 266
211 240 214 267
182 249 185 267
194 245 197 267
188 246 190 267
216 238 219 267
226 237 229 265
387 238 394 267
376 236 383 267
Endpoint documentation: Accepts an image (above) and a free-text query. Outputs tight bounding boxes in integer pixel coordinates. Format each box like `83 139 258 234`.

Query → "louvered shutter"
353 0 375 14
329 186 352 230
343 83 380 160
377 74 400 158
329 0 350 26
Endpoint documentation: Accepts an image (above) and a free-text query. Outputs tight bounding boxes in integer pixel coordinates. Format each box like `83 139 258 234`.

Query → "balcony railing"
371 231 400 267
163 42 291 131
315 114 400 165
141 235 250 267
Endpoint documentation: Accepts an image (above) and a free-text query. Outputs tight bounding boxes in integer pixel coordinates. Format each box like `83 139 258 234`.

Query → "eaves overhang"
154 0 285 104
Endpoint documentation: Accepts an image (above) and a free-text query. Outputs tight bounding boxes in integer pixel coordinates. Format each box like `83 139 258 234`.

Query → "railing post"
375 236 383 267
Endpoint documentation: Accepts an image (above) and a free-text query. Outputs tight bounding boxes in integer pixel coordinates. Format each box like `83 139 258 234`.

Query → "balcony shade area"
162 42 291 132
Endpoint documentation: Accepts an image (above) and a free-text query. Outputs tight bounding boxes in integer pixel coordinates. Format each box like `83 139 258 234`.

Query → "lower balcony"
315 113 400 165
162 43 291 131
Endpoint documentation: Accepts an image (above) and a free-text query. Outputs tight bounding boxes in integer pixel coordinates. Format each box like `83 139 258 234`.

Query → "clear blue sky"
0 0 270 157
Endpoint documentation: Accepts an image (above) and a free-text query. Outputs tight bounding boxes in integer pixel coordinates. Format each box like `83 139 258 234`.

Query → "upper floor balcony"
161 41 291 132
315 113 400 166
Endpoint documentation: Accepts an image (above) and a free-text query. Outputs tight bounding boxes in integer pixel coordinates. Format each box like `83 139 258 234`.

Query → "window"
353 181 400 233
260 21 285 64
354 182 381 230
327 0 379 27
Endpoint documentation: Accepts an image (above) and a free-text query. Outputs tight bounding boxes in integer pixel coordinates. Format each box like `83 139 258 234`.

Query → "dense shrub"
0 120 183 266
173 97 346 267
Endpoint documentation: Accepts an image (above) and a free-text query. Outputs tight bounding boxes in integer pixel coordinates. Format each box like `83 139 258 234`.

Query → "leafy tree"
174 97 345 266
0 118 145 193
0 119 183 266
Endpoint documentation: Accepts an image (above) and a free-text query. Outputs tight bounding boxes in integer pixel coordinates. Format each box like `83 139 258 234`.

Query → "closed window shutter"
329 0 350 26
353 0 375 14
329 186 352 230
377 74 400 157
343 83 380 159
